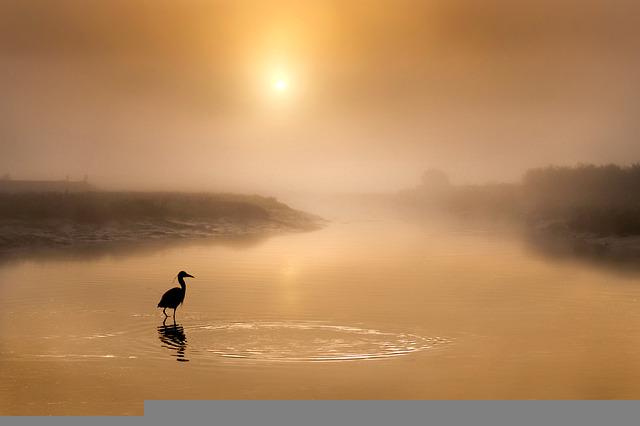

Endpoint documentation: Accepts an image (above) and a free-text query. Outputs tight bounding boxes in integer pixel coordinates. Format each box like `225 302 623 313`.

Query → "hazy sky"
1 0 640 193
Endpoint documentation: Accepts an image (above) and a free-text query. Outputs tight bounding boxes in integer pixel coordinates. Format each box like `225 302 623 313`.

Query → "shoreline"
527 220 640 262
0 192 325 256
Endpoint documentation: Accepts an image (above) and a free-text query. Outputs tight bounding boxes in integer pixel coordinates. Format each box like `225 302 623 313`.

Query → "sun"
272 78 289 92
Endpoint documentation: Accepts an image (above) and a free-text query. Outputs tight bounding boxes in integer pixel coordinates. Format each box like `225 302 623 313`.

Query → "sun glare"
273 78 289 92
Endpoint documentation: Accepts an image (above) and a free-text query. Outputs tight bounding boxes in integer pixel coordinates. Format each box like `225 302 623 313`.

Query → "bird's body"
157 286 185 310
158 271 194 318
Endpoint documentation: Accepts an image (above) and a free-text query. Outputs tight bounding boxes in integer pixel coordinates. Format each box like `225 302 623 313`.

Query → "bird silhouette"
158 271 195 319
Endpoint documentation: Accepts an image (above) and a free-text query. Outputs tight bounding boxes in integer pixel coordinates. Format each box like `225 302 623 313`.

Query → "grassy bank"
0 191 322 252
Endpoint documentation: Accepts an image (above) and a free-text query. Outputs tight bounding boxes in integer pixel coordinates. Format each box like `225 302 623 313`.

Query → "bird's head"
177 271 195 279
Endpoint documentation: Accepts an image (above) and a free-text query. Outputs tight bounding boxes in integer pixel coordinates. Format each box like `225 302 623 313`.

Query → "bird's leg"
173 308 177 319
162 308 168 317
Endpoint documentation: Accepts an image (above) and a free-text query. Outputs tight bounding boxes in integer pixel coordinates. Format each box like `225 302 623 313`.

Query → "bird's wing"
158 287 181 307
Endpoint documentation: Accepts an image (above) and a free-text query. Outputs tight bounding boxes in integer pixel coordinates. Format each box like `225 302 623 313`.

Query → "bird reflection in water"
157 318 189 362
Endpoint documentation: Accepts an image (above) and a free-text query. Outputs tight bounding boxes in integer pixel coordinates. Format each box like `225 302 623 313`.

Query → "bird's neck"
178 276 187 290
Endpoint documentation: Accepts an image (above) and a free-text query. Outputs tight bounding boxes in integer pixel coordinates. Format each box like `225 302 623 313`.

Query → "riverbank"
0 191 323 254
526 219 640 263
394 164 640 260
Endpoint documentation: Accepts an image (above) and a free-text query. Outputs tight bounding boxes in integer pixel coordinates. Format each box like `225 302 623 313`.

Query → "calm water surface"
2 217 640 414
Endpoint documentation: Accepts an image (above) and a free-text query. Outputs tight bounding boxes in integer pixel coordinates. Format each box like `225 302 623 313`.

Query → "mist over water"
4 203 640 414
3 0 640 415
2 1 640 193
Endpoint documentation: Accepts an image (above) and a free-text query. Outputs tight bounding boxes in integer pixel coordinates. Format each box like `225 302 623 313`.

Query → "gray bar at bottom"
145 400 638 426
1 401 638 426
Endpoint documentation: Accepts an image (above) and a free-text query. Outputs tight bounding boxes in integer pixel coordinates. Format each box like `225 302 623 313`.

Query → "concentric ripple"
182 321 451 362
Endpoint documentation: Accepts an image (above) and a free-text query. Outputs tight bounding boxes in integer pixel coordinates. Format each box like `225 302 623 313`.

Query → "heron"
157 271 195 318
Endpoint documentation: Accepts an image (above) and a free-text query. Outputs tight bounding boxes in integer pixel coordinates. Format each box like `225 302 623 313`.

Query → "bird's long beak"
186 273 195 278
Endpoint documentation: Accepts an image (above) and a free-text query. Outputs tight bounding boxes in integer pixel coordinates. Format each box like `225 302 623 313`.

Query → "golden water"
2 218 640 414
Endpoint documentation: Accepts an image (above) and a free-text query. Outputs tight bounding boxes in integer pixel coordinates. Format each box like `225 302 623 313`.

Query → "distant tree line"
411 164 640 236
522 164 640 236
